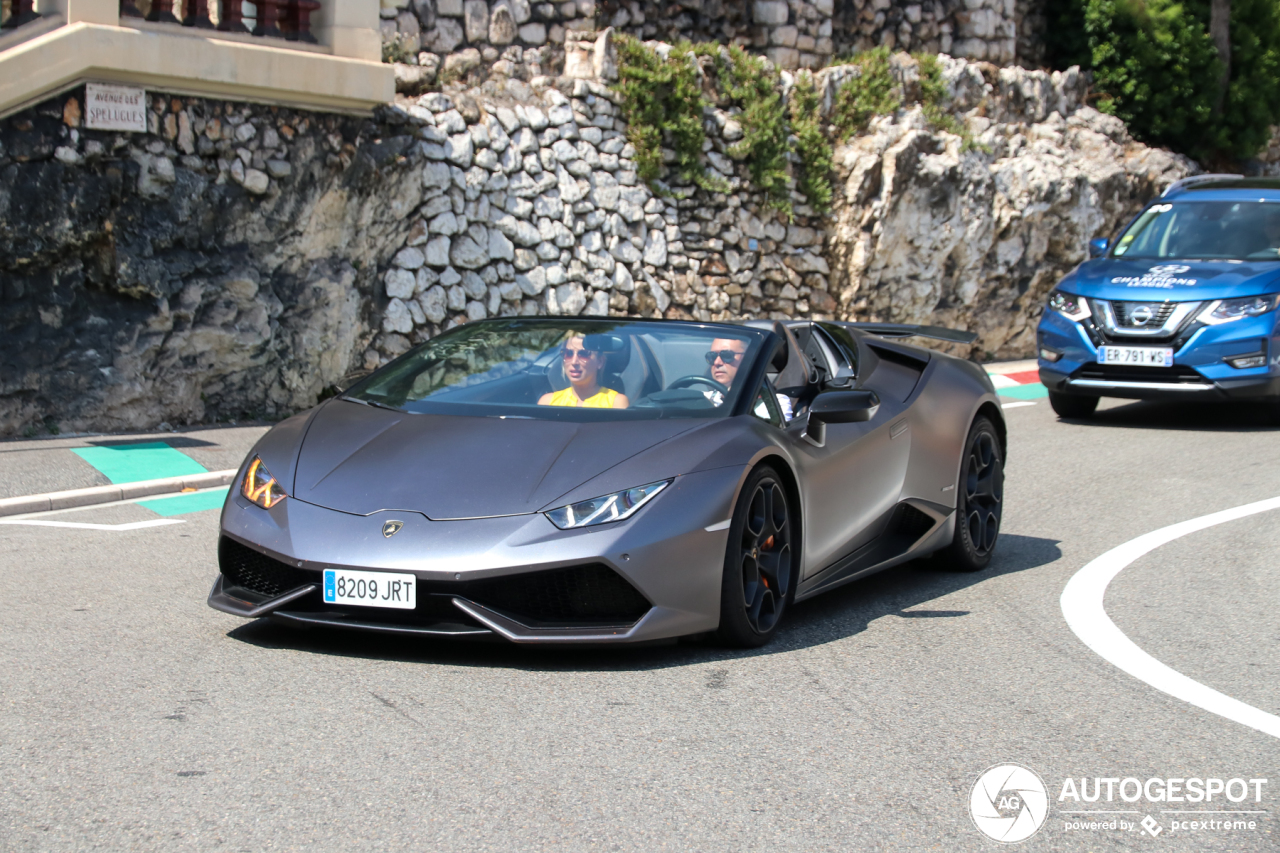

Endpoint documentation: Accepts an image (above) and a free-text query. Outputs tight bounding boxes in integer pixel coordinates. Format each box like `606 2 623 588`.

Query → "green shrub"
915 53 984 150
831 46 901 139
789 72 833 213
615 36 723 191
1048 0 1280 161
719 46 793 215
1086 0 1220 155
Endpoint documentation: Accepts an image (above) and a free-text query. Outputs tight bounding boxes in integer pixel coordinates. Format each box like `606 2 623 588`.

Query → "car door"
782 324 914 578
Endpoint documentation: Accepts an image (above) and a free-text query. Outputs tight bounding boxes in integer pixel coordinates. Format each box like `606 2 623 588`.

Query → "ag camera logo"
970 764 1050 843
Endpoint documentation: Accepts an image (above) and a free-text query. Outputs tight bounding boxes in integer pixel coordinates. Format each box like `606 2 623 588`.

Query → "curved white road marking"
1061 495 1280 740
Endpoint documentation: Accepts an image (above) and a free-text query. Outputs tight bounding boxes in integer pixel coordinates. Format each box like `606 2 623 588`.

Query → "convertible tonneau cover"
834 322 978 345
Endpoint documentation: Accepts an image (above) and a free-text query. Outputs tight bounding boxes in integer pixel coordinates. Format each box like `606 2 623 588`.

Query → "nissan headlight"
242 456 287 509
1047 289 1091 321
1198 295 1279 325
545 480 672 530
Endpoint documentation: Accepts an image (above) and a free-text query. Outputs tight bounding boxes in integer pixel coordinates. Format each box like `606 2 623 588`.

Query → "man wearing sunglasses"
703 337 794 421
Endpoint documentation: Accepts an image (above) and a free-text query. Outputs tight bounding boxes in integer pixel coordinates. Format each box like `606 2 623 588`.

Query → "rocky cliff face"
826 59 1192 358
0 92 423 436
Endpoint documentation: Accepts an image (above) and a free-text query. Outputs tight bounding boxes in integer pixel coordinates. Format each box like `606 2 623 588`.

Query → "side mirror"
810 390 880 424
803 390 880 446
1088 237 1109 259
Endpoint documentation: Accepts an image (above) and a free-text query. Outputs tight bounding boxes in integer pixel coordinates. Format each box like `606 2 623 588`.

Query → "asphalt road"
1 396 1278 852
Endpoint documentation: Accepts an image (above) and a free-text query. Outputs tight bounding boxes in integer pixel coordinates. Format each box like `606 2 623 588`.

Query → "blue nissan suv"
1038 175 1280 418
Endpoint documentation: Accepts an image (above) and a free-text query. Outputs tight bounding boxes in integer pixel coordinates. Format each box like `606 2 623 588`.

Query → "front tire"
715 466 796 648
1048 390 1099 419
943 416 1004 572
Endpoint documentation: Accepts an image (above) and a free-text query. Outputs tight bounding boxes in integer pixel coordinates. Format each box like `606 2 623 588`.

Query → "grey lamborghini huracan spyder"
209 317 1005 647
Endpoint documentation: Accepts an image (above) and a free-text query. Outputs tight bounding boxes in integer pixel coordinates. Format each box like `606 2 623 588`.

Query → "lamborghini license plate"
323 568 416 609
1098 346 1173 367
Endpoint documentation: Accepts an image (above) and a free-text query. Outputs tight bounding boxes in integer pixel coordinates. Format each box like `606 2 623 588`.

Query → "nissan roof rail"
1161 174 1244 197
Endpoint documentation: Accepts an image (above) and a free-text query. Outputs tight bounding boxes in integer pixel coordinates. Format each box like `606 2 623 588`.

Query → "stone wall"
365 75 832 367
0 89 424 436
0 54 1189 436
383 0 1030 76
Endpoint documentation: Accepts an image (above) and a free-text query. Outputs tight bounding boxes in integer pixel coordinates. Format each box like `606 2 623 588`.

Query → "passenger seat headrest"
582 334 624 353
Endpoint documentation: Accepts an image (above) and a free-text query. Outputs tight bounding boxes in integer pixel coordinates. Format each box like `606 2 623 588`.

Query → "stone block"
771 25 798 47
425 235 452 266
464 0 489 41
490 5 517 43
753 0 788 24
518 22 547 44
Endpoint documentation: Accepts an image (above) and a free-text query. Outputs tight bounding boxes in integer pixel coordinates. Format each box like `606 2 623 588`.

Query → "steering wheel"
668 375 729 393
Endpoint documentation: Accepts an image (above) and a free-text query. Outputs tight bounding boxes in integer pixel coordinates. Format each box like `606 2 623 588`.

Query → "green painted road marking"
72 442 207 484
1000 383 1049 400
138 488 229 517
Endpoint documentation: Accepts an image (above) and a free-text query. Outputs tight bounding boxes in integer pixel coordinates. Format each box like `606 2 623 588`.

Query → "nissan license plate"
1098 346 1174 367
323 568 416 609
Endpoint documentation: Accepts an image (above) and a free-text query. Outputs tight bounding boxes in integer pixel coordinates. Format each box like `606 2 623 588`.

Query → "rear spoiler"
838 322 978 344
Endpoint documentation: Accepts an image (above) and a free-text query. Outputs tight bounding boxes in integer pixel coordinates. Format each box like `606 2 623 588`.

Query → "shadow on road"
1074 399 1278 432
227 533 1061 672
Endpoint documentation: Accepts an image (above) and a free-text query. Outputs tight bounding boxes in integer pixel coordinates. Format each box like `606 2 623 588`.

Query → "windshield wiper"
340 396 402 413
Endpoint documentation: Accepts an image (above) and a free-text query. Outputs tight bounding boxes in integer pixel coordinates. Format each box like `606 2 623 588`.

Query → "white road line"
1061 496 1280 740
0 518 185 531
1001 401 1037 409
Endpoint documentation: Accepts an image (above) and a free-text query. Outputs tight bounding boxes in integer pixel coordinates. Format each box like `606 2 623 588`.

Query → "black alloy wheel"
945 416 1004 572
716 465 795 647
1048 390 1099 419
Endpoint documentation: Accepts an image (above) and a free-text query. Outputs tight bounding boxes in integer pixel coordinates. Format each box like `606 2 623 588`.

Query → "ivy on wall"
614 40 974 219
790 73 834 214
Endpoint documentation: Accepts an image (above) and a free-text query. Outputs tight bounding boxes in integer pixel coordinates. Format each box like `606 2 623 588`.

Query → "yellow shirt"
544 387 620 408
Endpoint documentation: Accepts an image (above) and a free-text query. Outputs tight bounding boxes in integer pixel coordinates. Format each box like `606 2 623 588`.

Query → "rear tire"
943 416 1004 573
715 465 796 648
1048 390 1099 419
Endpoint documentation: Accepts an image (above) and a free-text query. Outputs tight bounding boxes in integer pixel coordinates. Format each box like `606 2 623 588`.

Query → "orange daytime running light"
242 457 287 509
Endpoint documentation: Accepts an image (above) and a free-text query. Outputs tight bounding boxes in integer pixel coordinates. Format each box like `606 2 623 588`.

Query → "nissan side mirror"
1088 237 1109 259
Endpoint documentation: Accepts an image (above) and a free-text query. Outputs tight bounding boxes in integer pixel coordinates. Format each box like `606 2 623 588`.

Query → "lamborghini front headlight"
242 456 287 509
545 480 672 530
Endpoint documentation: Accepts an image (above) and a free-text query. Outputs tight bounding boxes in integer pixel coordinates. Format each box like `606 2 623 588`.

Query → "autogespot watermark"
968 764 1269 843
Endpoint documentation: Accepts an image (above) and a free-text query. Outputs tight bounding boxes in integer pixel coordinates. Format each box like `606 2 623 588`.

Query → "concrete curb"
0 469 238 517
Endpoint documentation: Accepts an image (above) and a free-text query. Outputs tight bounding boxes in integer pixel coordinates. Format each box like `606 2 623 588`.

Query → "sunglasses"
704 349 744 365
562 348 598 362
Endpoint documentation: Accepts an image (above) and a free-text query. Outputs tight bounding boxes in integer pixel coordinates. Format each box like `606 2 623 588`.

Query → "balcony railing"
0 0 320 42
118 0 321 42
2 0 42 30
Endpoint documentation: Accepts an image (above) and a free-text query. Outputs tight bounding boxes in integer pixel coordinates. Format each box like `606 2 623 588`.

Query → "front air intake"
219 537 316 598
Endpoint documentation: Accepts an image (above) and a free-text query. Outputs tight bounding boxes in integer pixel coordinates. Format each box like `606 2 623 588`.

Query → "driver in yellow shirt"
539 335 630 409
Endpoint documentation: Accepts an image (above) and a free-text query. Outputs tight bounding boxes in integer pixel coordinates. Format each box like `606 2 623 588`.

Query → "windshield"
1112 200 1280 260
342 318 770 420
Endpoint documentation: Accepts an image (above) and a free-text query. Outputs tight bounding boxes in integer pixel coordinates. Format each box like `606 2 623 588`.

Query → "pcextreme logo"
968 764 1269 843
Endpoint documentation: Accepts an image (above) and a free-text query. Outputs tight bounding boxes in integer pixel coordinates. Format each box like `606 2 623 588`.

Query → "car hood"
1061 257 1280 301
289 400 702 519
